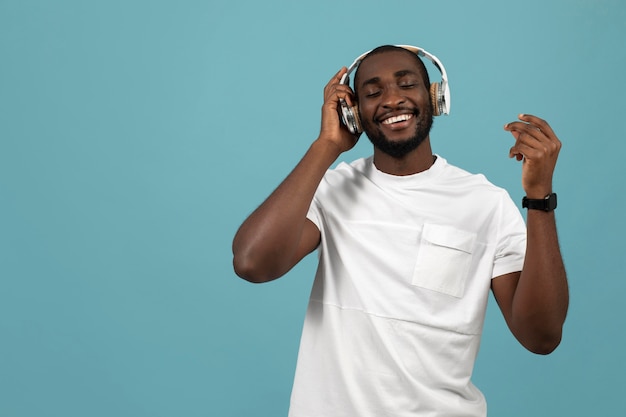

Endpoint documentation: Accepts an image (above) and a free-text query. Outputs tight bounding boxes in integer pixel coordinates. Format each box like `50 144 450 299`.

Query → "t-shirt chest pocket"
412 224 477 298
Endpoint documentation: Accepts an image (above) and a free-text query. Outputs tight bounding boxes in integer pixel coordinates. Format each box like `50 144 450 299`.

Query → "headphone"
339 45 451 135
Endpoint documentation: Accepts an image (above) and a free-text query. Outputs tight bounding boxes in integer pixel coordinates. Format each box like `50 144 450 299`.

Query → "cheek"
357 102 375 122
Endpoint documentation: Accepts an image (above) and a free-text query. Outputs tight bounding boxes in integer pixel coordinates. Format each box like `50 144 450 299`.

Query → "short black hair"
353 45 431 96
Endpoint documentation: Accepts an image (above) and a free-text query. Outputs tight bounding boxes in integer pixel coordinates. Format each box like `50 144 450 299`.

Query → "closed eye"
364 90 381 98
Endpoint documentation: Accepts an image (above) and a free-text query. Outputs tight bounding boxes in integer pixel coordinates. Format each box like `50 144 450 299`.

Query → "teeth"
382 114 413 125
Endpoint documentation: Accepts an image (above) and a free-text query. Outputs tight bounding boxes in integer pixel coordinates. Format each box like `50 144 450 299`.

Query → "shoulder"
438 157 509 195
317 157 370 188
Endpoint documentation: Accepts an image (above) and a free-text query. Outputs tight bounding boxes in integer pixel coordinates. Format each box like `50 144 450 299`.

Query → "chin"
366 127 430 159
369 135 426 159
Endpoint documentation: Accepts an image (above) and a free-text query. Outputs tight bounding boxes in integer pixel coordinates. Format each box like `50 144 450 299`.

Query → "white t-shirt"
288 156 526 417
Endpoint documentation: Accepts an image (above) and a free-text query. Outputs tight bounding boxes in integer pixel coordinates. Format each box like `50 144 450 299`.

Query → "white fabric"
288 155 527 417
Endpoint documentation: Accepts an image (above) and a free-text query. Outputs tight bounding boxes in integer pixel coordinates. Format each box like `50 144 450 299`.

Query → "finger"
325 84 356 107
504 114 559 143
509 145 524 160
331 67 347 84
518 114 556 139
506 114 560 146
511 130 543 155
509 132 527 159
516 123 561 154
504 121 547 145
324 68 343 94
510 132 561 171
510 139 542 160
324 67 348 95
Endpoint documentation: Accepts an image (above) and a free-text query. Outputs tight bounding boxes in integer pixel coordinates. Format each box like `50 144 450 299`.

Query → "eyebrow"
359 69 420 88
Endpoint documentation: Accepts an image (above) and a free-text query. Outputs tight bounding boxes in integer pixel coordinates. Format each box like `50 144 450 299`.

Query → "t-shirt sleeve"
305 162 353 232
306 166 335 231
306 195 322 230
492 191 527 279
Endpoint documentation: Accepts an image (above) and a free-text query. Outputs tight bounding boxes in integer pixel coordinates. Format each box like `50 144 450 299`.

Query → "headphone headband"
337 44 451 135
339 44 450 116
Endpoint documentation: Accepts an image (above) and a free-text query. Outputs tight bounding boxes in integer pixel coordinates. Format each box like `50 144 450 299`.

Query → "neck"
373 137 435 176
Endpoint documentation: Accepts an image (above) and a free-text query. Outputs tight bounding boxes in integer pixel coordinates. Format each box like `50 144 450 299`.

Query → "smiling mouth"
381 113 414 125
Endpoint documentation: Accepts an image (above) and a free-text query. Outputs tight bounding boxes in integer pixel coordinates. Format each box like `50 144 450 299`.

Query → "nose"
381 85 406 108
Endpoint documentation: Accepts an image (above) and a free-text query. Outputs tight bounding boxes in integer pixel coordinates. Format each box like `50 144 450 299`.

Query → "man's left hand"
504 114 562 198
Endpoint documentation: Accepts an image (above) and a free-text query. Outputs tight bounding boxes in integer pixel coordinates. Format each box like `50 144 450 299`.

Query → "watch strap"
522 193 557 211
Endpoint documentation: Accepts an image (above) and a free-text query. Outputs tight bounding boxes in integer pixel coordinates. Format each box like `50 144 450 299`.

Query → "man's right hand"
318 67 361 153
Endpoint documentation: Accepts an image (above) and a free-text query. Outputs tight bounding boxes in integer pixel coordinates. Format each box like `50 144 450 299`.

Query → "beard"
362 109 434 159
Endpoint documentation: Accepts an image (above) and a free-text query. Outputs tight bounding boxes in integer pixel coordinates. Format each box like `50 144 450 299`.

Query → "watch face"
547 193 557 210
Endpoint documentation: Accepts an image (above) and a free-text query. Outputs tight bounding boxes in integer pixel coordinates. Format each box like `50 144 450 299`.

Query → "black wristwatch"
522 193 557 211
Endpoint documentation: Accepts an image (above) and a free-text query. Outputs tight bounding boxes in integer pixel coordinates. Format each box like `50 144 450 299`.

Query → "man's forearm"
512 210 569 353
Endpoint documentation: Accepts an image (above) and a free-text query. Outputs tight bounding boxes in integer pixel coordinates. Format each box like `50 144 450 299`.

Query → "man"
232 45 568 416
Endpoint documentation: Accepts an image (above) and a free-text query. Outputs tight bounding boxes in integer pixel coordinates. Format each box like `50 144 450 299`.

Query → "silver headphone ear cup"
340 99 361 134
352 104 363 134
438 84 448 115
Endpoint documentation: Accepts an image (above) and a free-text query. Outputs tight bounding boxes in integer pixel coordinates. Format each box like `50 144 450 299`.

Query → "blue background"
1 0 625 416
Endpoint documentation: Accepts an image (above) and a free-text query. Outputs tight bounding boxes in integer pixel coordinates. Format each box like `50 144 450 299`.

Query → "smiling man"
232 45 569 417
355 48 434 164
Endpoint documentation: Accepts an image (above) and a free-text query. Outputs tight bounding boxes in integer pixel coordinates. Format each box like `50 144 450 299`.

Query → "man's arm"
492 114 569 354
232 68 359 283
